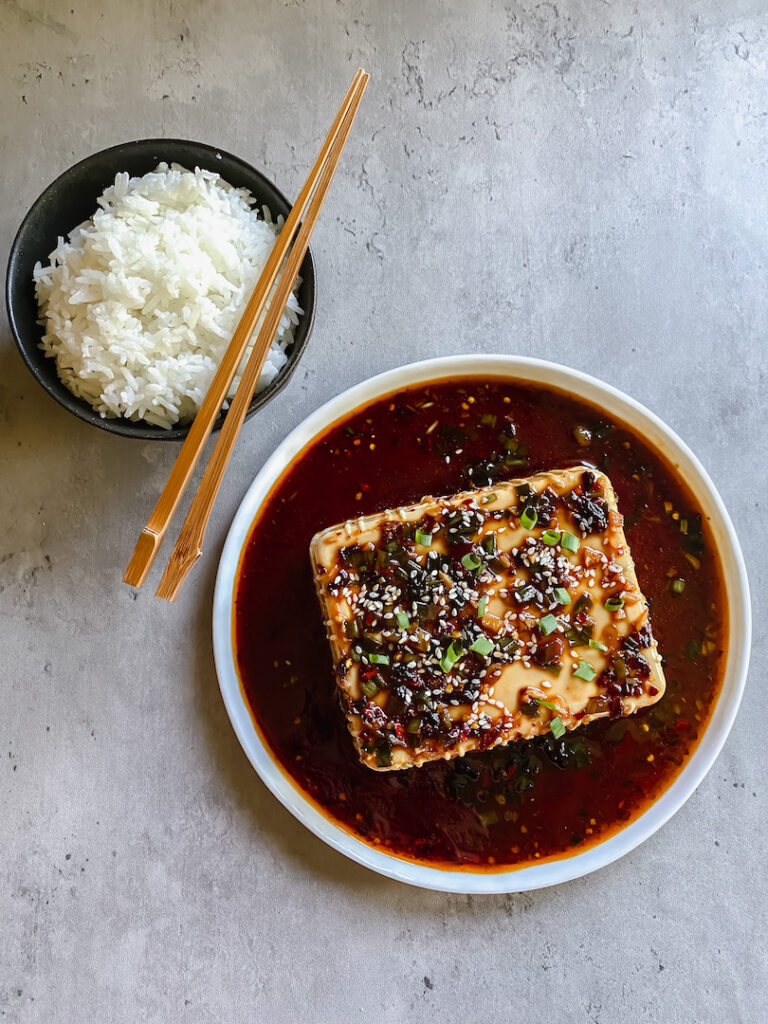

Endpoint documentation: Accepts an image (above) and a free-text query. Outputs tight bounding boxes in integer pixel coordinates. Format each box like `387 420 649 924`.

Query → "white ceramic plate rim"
213 354 751 893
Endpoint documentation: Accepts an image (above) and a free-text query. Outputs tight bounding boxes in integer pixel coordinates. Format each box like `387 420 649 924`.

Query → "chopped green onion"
414 528 433 547
406 717 421 734
541 529 561 546
560 531 580 553
536 698 558 711
344 619 361 639
368 652 390 666
592 421 612 440
478 809 499 827
477 596 487 618
361 679 379 698
497 636 518 651
375 745 392 768
480 413 497 428
520 506 538 530
565 628 586 646
685 640 700 659
671 578 686 595
395 611 410 629
538 614 559 636
439 652 455 673
573 659 597 681
550 716 566 739
553 587 571 605
481 491 498 504
461 552 482 572
588 639 608 651
604 595 625 611
440 641 464 673
482 533 498 555
469 635 495 657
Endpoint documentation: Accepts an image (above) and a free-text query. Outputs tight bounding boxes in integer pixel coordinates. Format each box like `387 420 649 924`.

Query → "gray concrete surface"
1 1 766 1021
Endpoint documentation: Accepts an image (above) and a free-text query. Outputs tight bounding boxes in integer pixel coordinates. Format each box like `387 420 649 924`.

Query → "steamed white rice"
33 162 302 429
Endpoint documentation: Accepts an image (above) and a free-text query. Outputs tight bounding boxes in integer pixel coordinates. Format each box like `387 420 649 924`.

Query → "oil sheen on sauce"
234 378 727 868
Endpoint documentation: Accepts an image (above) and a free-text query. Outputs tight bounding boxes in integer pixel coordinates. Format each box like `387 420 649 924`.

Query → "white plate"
213 355 750 893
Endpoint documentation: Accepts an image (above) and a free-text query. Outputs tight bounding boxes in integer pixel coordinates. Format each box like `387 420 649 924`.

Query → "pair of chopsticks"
123 68 369 601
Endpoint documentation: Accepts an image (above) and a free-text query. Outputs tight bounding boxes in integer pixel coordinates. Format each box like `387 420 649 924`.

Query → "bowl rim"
212 354 751 893
5 137 315 441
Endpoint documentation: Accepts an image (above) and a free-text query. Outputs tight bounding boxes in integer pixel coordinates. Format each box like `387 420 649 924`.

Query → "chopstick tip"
155 546 202 602
123 529 162 589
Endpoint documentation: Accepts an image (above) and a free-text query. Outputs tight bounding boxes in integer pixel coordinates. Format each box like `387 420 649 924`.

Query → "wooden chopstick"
123 68 367 589
155 73 369 602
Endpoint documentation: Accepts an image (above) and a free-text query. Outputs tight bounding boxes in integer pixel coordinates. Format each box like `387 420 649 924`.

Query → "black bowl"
5 139 315 441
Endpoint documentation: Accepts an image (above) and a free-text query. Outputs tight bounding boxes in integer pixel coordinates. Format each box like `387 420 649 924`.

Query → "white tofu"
311 466 666 771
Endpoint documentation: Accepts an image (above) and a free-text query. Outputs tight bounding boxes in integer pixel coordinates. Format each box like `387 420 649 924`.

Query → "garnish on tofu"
310 466 666 772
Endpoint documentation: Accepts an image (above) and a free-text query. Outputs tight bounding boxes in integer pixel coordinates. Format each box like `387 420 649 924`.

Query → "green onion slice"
588 639 608 651
395 611 410 629
414 529 433 547
604 595 625 611
361 679 379 698
671 578 686 595
560 531 580 553
550 716 566 739
538 614 558 636
520 506 538 530
536 698 558 711
368 652 390 666
573 659 597 681
554 587 571 605
477 596 487 618
440 641 464 673
482 533 498 555
461 552 482 571
469 635 495 657
541 529 561 546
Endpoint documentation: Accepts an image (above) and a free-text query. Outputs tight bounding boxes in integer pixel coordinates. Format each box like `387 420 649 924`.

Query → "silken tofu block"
310 466 666 771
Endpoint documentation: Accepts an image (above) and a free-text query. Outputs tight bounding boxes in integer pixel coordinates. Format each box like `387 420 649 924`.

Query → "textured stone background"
1 1 766 1021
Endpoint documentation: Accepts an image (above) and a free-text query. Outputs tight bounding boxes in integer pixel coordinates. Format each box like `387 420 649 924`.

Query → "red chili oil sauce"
234 378 727 868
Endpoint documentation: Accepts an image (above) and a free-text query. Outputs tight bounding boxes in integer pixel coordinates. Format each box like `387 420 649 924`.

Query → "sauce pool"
234 378 726 868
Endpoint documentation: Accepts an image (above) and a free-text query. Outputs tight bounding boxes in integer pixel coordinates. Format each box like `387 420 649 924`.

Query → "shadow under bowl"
5 138 316 441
